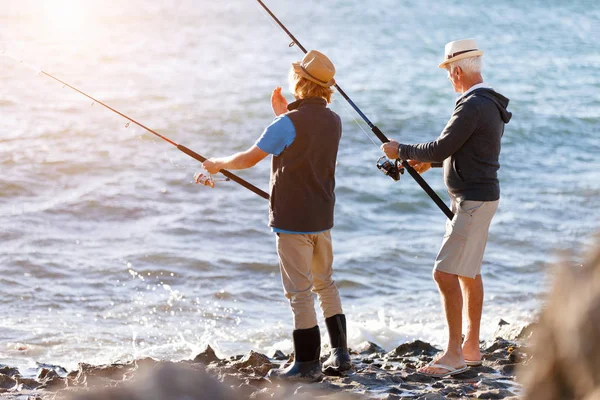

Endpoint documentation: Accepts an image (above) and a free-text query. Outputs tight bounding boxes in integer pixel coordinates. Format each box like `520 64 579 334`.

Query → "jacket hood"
470 88 512 123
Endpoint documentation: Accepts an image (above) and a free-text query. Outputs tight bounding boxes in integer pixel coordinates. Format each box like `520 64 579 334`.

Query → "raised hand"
271 87 288 116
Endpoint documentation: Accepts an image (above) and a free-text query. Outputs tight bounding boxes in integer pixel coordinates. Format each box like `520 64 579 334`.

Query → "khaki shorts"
434 199 499 278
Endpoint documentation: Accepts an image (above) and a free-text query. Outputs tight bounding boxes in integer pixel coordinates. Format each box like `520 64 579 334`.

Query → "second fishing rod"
256 0 454 221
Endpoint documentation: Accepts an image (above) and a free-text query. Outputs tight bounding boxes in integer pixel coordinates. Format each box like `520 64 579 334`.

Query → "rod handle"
400 160 455 220
177 145 270 200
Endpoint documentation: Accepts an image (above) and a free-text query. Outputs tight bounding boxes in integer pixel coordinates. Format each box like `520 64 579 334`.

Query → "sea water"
0 0 599 374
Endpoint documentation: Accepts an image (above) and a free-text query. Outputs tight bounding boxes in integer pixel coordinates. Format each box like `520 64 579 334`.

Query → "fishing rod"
255 0 454 220
1 52 269 200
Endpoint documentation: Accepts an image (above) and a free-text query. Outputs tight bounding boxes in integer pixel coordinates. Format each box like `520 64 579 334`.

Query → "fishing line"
251 2 385 149
0 50 269 200
253 1 454 220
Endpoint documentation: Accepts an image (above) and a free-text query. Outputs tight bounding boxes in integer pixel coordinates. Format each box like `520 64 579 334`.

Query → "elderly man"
199 50 351 381
382 39 512 378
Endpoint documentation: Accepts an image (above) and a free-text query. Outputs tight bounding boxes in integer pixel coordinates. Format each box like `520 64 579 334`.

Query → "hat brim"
438 50 484 69
292 62 335 88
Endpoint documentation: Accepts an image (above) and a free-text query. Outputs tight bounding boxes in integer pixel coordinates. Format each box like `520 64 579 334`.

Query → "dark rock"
388 340 440 357
40 376 65 390
193 344 220 364
267 349 287 361
404 372 435 383
417 393 447 400
73 362 134 386
356 341 386 355
233 351 273 376
0 373 16 389
493 319 536 342
135 357 159 370
477 388 515 399
453 368 479 379
499 364 516 376
508 348 527 364
36 362 68 376
385 386 404 394
478 378 513 390
432 381 445 388
470 365 496 374
484 338 512 353
37 368 59 381
14 377 40 390
0 366 20 377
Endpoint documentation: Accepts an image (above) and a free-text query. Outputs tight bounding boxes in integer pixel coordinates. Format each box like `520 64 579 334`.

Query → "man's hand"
381 140 400 159
407 159 432 174
201 158 223 175
271 87 288 116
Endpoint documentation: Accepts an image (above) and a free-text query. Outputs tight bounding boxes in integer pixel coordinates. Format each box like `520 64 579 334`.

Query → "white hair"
448 56 482 75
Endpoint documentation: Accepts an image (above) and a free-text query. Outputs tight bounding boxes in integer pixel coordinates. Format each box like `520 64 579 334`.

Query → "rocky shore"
0 320 534 400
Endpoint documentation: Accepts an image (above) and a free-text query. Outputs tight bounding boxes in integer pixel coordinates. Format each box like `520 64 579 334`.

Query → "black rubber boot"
323 314 352 372
267 326 322 381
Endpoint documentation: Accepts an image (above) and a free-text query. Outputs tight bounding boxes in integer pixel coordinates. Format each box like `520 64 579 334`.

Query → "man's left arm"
382 101 480 163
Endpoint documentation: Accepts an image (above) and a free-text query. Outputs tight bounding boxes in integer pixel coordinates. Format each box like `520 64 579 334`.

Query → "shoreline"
0 319 534 400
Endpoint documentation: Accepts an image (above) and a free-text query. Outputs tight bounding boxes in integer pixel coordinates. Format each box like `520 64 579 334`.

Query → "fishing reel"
376 156 404 181
194 172 230 188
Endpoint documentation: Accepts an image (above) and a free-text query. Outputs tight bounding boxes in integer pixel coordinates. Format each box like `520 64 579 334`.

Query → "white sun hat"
438 38 484 69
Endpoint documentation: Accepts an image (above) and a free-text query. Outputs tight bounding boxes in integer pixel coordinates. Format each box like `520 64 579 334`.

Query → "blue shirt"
255 115 326 235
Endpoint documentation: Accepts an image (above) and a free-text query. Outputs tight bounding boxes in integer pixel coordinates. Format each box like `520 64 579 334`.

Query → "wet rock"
388 340 440 357
0 373 16 389
36 362 68 376
73 362 134 386
385 386 404 394
484 338 511 354
192 344 220 364
432 381 445 388
14 377 40 390
233 351 273 376
404 372 435 383
477 388 515 399
493 319 536 342
37 368 59 381
454 368 479 379
267 349 287 361
356 341 386 355
40 375 66 390
72 362 237 400
134 357 159 370
417 393 447 400
478 378 513 390
508 348 527 364
499 364 516 376
0 366 20 377
470 365 496 374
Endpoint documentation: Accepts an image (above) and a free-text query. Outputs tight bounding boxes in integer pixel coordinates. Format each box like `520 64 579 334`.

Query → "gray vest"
268 97 342 232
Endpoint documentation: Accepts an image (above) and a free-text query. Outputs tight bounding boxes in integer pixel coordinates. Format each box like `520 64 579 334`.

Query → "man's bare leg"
418 270 465 374
459 274 484 362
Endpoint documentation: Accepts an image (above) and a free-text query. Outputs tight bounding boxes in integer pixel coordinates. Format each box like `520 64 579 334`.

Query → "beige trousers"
276 231 343 329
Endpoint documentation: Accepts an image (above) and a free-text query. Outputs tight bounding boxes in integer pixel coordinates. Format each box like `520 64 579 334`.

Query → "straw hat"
292 50 336 87
438 39 484 69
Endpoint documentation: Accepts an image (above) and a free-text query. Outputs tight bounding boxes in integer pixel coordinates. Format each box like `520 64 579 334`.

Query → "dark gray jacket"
398 88 512 202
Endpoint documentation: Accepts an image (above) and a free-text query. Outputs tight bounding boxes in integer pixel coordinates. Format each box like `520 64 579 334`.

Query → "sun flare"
43 0 88 33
